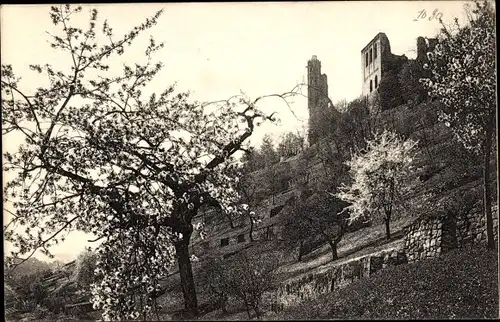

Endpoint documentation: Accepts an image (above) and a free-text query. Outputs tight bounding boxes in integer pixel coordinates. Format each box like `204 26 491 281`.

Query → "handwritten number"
414 9 426 21
415 9 443 22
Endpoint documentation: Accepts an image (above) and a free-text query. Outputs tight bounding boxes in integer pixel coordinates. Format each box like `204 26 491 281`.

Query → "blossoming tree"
421 0 496 249
2 5 295 320
336 130 418 240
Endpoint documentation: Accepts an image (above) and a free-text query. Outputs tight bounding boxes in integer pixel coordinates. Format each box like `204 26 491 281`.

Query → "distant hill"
7 257 53 277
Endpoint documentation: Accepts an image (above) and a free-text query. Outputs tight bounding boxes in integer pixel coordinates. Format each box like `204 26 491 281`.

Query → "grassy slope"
156 216 414 320
270 245 498 320
276 215 413 282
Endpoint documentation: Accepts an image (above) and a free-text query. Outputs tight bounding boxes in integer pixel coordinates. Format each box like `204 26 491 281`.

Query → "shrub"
196 256 230 313
42 295 66 315
30 280 48 305
72 249 98 290
224 249 282 319
399 60 428 106
378 71 405 110
199 249 283 319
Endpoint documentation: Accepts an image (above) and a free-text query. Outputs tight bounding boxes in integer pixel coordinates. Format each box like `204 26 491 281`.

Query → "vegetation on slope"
275 245 498 320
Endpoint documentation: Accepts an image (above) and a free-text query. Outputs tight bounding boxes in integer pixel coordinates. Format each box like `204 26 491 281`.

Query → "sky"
1 1 473 263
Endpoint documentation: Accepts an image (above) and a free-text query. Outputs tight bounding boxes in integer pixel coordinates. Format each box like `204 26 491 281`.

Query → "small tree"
259 134 280 167
240 146 264 174
378 70 405 111
284 191 349 261
236 182 263 242
421 0 497 249
399 59 428 105
337 130 418 240
277 131 305 159
224 250 280 320
196 256 229 313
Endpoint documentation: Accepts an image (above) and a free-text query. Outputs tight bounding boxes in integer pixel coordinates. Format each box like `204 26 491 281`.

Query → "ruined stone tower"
361 33 437 100
361 32 409 110
307 55 329 146
361 32 391 97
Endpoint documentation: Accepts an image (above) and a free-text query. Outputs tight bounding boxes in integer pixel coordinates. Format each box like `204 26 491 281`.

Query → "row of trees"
241 131 305 173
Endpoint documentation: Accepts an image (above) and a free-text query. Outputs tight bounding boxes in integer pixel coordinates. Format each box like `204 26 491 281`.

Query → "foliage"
421 0 496 154
378 70 405 111
16 299 38 313
277 131 305 159
259 134 280 167
283 190 349 261
224 250 281 319
399 59 428 106
72 248 98 289
5 258 52 278
196 256 230 313
336 129 418 239
314 139 350 192
338 96 373 153
42 295 66 315
2 5 283 320
307 102 341 145
421 0 496 249
277 245 498 319
239 134 280 173
265 163 292 196
196 251 281 319
7 268 51 303
235 175 265 240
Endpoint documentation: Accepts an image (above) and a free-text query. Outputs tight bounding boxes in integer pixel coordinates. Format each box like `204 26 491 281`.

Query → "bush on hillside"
399 59 428 106
196 256 230 314
224 250 282 320
7 268 51 305
200 249 282 319
378 71 405 111
72 248 98 289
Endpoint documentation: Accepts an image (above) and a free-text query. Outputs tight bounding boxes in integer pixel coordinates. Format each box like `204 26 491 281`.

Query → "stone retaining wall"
403 216 443 262
273 247 407 310
404 204 498 263
273 204 498 310
456 204 499 246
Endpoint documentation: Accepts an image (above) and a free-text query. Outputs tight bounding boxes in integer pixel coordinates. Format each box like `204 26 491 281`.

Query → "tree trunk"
227 215 235 229
243 299 252 319
220 293 228 313
327 239 338 261
253 302 262 320
483 113 496 250
384 217 391 240
174 231 199 317
249 214 254 242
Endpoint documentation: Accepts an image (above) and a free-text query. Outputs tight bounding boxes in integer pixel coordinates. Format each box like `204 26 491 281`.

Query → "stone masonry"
273 203 498 310
404 204 498 263
273 247 407 311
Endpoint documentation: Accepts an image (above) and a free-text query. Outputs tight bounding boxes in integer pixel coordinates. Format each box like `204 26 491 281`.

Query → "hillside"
271 245 498 320
152 95 498 320
6 258 53 277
